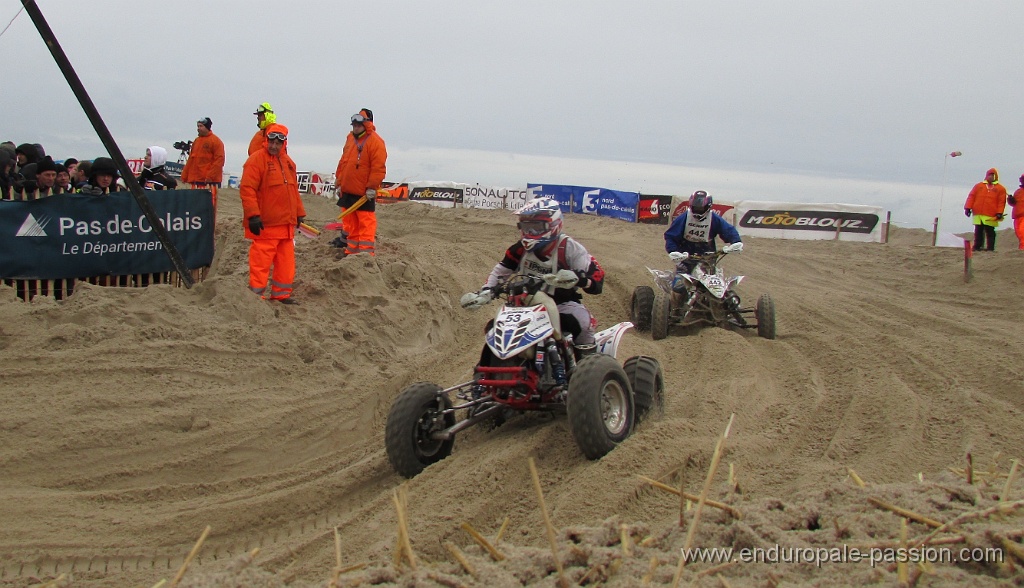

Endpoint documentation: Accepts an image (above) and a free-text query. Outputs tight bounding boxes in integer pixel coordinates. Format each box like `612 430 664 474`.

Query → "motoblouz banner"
734 201 884 243
526 184 639 222
408 181 466 208
0 190 215 279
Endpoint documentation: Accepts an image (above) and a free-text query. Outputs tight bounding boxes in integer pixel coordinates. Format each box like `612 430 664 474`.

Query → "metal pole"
20 0 195 287
937 153 949 240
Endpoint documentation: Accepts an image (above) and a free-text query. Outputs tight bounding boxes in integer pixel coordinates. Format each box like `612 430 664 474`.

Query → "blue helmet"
517 197 563 252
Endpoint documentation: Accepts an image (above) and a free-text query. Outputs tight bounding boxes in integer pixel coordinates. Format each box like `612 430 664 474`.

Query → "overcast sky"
3 1 1022 233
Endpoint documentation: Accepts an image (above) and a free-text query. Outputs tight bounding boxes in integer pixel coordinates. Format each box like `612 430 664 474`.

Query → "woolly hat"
35 156 57 174
90 157 119 178
197 117 213 130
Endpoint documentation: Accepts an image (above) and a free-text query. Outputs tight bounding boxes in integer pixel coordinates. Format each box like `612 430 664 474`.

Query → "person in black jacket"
138 146 178 190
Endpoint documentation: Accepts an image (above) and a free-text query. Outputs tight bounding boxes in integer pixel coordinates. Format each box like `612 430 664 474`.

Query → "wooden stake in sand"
1001 459 1020 502
528 457 568 588
444 541 478 579
867 497 944 529
170 525 211 588
637 476 742 519
494 516 511 544
847 468 867 488
672 413 735 588
392 487 417 570
460 522 505 561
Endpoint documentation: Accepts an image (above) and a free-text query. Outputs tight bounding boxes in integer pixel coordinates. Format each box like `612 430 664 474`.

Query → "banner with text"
0 190 215 279
408 181 467 208
526 184 639 222
637 194 675 225
462 184 530 211
733 201 884 242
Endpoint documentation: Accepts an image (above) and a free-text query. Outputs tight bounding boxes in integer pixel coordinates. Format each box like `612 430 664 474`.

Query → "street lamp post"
935 150 962 246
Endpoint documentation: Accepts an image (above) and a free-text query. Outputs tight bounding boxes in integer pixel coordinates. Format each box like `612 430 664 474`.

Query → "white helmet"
517 197 564 252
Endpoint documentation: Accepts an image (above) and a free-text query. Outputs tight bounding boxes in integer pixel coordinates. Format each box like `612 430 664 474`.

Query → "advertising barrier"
0 190 215 279
734 201 884 242
408 181 466 208
526 184 640 222
462 184 529 211
637 194 674 225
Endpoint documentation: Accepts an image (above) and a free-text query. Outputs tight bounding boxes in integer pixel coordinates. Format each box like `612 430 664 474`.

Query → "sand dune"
1 189 1021 587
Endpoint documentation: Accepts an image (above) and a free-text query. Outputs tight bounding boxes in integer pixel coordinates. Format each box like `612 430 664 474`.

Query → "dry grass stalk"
867 497 944 528
913 498 1024 548
897 518 909 587
672 413 735 588
170 525 211 588
1001 459 1020 502
620 523 633 557
966 452 973 485
857 535 965 550
716 573 734 588
426 569 469 588
494 516 511 544
40 574 66 588
151 581 167 588
460 522 506 561
1000 537 1024 564
392 488 417 571
637 476 742 519
528 457 569 588
641 556 658 585
329 527 344 587
695 561 738 577
444 541 477 578
847 468 867 488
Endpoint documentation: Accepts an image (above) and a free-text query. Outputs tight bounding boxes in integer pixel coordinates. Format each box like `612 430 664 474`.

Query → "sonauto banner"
0 190 215 279
734 201 884 242
526 184 639 222
408 181 466 208
462 184 530 211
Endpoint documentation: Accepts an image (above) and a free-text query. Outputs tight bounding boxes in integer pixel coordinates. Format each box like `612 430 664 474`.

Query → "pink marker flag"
950 151 962 157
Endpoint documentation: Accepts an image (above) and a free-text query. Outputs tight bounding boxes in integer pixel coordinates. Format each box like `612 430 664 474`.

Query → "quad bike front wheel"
756 293 776 340
567 354 635 460
630 286 655 333
651 289 672 341
623 355 664 424
385 382 456 478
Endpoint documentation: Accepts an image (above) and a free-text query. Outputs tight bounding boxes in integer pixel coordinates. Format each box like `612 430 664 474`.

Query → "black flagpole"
20 0 195 287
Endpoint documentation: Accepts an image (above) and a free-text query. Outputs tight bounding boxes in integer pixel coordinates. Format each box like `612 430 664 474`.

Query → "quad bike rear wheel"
385 382 456 478
623 355 664 423
567 354 635 460
756 293 776 340
651 289 672 341
630 286 655 333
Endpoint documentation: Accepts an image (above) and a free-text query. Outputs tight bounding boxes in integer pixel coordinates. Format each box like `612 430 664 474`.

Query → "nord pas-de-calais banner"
408 181 466 208
637 194 675 225
526 184 639 222
734 201 885 243
462 184 530 211
0 190 215 280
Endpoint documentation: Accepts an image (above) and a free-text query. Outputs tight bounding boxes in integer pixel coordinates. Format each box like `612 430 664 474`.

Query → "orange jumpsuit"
1012 186 1024 250
248 129 266 156
181 132 225 209
334 115 387 255
239 124 306 301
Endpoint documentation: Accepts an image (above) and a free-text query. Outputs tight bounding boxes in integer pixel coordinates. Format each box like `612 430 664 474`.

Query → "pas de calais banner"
0 190 215 280
462 184 529 211
637 194 674 225
526 185 639 222
734 201 884 243
408 181 466 208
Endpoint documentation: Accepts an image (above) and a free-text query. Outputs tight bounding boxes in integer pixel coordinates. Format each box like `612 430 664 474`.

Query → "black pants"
973 225 996 251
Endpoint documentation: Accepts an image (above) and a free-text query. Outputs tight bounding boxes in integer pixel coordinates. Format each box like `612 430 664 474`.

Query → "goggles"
350 114 367 124
517 220 550 237
267 132 287 141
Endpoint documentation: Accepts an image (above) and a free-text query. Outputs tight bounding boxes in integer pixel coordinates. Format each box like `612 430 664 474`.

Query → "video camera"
172 140 193 154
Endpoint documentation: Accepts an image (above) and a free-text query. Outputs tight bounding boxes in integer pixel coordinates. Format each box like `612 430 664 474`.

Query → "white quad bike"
631 245 776 340
385 273 664 478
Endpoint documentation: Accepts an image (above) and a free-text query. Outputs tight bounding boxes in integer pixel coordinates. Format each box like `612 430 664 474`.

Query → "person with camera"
240 124 306 305
180 117 224 209
334 108 386 256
